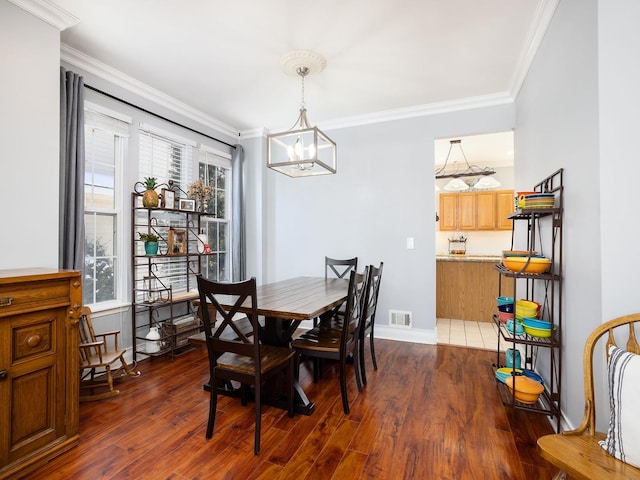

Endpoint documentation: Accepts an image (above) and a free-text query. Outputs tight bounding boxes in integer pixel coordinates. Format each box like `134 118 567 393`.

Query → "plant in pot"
139 232 159 256
142 177 159 208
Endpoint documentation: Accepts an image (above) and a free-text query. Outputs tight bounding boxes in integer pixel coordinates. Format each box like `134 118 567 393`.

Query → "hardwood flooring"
24 339 559 479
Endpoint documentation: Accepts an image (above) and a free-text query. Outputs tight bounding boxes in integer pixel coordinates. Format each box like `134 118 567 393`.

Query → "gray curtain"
59 67 85 270
231 144 246 281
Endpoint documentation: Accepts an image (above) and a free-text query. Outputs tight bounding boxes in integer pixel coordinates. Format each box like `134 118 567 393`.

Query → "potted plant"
142 177 159 208
139 232 159 256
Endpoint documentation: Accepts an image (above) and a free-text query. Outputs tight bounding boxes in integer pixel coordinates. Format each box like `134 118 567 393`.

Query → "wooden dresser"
0 268 82 480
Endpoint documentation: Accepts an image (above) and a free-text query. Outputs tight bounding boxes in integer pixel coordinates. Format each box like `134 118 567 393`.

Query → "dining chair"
360 262 384 386
196 275 296 455
292 267 371 414
314 256 358 327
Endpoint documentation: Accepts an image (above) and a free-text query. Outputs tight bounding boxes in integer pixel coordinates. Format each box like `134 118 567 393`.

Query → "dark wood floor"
25 339 559 479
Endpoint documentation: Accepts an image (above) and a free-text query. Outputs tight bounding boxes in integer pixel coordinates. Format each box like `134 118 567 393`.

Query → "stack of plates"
522 193 555 209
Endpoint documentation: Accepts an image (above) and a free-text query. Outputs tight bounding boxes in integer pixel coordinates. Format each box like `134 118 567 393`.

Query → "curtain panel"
59 67 85 271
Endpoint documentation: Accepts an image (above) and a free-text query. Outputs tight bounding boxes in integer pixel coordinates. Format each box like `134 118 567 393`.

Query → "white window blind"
84 108 129 306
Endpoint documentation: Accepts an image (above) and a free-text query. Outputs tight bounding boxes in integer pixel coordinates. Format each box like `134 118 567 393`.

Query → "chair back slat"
341 267 370 348
326 256 358 280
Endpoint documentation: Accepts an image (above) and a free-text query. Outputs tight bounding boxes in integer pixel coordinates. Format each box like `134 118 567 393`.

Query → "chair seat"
80 348 127 368
218 345 296 375
538 432 640 480
293 327 354 352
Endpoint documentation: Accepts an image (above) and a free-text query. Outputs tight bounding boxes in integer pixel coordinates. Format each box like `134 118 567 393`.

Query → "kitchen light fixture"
435 139 500 189
267 50 337 178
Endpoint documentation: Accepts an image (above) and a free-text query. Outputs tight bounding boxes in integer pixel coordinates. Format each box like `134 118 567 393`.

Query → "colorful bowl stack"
520 192 555 209
496 296 514 323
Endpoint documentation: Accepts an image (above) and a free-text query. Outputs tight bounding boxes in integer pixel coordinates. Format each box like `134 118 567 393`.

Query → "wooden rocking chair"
79 306 140 401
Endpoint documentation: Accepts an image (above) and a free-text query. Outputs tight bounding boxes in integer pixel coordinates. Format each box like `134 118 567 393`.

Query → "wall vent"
389 310 412 328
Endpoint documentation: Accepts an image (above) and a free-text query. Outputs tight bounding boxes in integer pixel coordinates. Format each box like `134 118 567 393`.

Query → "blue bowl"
506 319 525 335
498 303 514 313
522 369 544 385
497 296 514 306
523 317 552 330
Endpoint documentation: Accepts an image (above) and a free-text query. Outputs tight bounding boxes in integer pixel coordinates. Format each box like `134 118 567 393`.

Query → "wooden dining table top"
215 276 349 321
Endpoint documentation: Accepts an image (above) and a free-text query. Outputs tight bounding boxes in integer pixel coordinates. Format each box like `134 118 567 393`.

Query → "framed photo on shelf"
161 189 175 209
167 229 186 255
179 198 195 211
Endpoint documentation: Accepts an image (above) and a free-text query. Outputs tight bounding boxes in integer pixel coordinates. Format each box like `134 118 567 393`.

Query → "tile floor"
436 318 506 351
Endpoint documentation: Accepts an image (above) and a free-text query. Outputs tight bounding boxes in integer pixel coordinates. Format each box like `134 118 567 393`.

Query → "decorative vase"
145 326 161 353
197 232 207 254
142 189 159 208
144 241 159 256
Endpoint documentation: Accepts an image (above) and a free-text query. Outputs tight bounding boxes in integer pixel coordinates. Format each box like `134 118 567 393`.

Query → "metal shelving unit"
493 169 563 430
131 190 211 361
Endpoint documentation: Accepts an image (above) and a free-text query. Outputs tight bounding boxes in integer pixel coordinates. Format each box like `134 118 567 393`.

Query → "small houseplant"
142 177 159 208
139 232 159 256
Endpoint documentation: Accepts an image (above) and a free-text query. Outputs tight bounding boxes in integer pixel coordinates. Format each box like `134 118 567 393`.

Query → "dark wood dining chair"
360 262 383 386
196 275 296 455
293 267 371 414
314 256 358 327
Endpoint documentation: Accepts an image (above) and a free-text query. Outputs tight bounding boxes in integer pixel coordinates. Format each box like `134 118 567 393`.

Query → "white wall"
515 0 601 430
260 104 515 338
1 1 61 269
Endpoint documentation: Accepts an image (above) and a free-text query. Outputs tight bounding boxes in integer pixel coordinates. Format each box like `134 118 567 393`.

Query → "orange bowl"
505 375 544 404
503 256 551 274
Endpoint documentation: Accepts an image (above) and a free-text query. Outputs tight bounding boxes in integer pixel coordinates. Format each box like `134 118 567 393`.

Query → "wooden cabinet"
436 259 513 322
439 192 476 230
439 190 514 231
0 268 81 480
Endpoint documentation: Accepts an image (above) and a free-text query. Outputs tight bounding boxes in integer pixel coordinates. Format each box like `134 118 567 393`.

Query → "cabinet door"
476 191 496 230
496 190 515 230
439 193 458 231
457 193 476 230
1 308 66 466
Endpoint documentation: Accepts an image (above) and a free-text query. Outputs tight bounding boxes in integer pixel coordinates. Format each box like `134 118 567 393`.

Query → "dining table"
189 276 349 415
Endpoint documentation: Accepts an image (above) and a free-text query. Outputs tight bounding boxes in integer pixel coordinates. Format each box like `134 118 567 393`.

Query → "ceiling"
52 0 553 135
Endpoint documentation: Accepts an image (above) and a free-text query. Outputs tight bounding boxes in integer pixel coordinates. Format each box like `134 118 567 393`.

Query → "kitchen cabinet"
493 170 563 431
439 190 514 231
436 256 513 322
0 269 81 480
439 192 476 230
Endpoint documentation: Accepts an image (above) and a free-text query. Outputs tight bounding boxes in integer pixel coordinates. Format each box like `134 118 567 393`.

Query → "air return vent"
389 310 412 328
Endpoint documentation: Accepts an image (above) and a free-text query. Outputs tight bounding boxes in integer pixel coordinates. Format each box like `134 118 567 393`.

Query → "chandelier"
267 50 337 178
435 139 500 191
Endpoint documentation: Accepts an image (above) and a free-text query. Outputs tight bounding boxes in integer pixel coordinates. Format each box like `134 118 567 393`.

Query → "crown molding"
509 0 561 100
61 43 240 141
257 91 514 137
8 0 78 31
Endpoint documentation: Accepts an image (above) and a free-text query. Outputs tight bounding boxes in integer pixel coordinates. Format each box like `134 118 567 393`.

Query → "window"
83 106 129 306
198 149 232 282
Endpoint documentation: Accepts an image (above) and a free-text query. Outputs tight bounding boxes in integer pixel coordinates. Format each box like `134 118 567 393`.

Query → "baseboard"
373 325 436 344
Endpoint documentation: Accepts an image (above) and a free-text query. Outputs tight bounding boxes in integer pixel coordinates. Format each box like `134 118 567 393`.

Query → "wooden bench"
537 313 640 479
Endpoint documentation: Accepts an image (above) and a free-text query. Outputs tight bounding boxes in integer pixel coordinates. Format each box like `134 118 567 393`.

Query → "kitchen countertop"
436 254 502 263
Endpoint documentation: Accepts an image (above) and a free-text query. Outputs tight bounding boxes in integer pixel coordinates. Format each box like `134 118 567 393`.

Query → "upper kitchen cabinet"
440 190 514 231
439 192 476 230
477 190 515 230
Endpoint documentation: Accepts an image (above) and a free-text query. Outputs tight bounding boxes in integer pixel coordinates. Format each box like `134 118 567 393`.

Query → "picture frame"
167 229 186 255
161 189 175 209
179 198 196 212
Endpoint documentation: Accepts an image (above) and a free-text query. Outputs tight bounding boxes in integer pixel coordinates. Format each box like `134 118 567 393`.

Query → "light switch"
406 237 414 249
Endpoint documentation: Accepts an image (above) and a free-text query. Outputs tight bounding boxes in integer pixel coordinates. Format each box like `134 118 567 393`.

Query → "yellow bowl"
503 256 551 274
524 325 552 338
505 375 544 404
